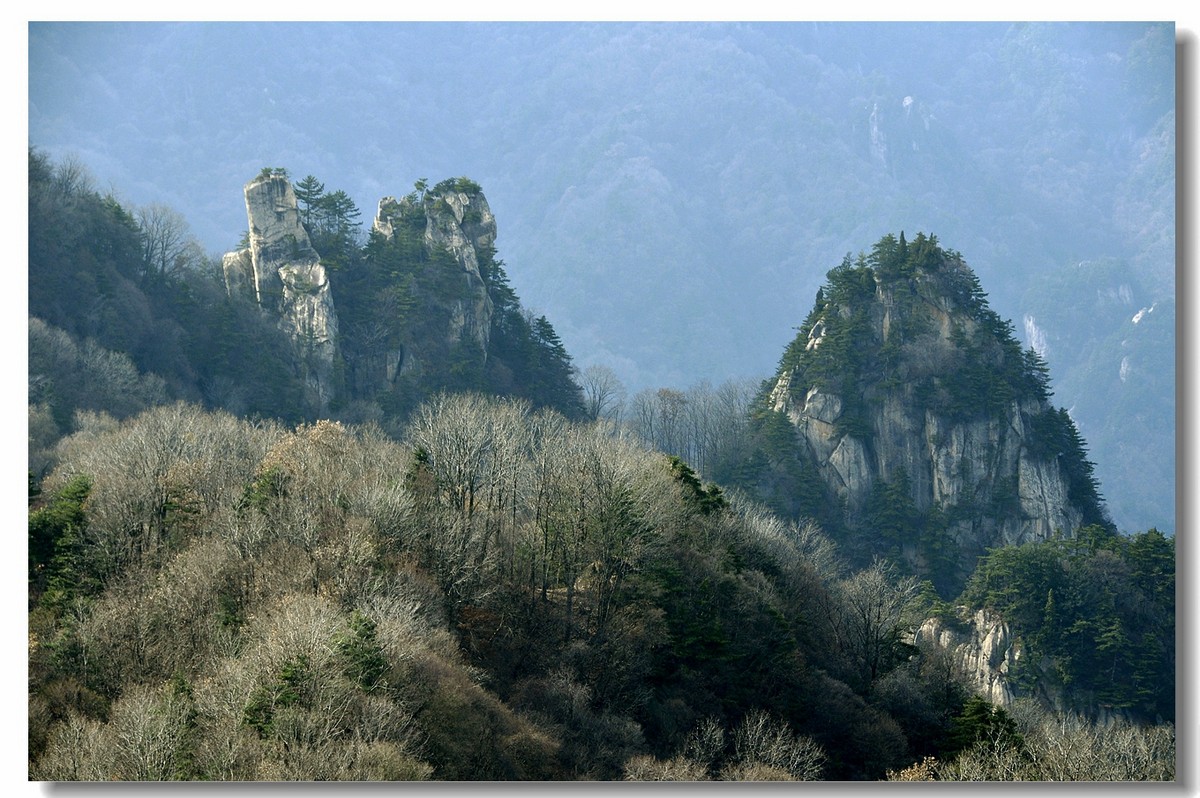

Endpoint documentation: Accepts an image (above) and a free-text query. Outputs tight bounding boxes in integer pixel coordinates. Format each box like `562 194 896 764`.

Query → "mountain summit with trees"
27 152 1173 782
742 233 1109 594
221 168 585 422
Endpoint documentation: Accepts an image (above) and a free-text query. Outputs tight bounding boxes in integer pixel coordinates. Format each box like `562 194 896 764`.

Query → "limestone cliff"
914 609 1021 706
223 171 339 412
222 172 508 416
370 180 495 373
765 233 1106 589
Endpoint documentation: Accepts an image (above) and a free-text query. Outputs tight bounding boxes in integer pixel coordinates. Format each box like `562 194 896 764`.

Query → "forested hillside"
27 399 1174 780
28 150 584 481
26 152 1174 781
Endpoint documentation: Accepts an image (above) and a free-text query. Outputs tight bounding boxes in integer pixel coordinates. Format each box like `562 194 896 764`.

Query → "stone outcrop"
373 184 494 360
913 607 1133 721
767 240 1093 586
222 172 502 411
914 609 1021 706
223 171 339 411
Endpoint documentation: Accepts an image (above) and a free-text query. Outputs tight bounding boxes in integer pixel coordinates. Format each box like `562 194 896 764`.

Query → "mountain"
741 233 1108 594
27 151 585 469
26 155 1175 780
27 21 1175 534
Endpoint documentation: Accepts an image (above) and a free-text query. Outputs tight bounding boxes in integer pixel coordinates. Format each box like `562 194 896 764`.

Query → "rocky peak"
223 171 339 412
372 179 495 356
768 233 1105 590
217 170 584 421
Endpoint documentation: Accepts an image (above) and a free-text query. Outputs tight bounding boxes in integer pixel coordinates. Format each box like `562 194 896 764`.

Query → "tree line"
28 397 1173 780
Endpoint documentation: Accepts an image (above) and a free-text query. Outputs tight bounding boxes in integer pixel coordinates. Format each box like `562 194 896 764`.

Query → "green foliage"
317 172 586 422
865 468 918 549
432 176 482 195
960 542 1069 632
29 475 94 610
243 655 309 737
303 187 363 271
29 149 325 425
293 174 326 231
728 406 830 527
777 234 985 432
242 465 288 513
959 529 1174 720
337 612 389 692
943 696 1025 759
667 456 728 516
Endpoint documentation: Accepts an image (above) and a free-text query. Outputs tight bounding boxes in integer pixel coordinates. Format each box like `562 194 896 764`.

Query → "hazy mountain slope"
28 21 1175 532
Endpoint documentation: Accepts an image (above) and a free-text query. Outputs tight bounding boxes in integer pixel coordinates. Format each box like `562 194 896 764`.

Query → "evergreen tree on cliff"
734 232 1110 594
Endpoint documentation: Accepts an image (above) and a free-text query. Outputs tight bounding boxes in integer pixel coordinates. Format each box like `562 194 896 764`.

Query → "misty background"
27 21 1175 534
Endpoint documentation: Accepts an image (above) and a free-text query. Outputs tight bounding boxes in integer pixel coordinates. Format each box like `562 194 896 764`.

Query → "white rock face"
221 248 255 302
774 378 1079 560
914 609 1019 706
223 173 339 411
422 191 495 354
770 263 1086 581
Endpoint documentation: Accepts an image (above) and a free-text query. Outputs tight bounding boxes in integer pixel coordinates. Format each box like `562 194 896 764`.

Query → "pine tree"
293 175 325 232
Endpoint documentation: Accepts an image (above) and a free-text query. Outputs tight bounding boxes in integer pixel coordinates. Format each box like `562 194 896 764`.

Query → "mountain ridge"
218 168 584 422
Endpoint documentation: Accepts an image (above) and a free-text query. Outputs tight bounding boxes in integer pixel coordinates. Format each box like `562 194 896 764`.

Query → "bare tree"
404 393 531 610
136 202 206 280
46 402 279 578
31 710 110 781
33 681 193 781
623 754 710 781
722 710 826 781
1008 708 1175 781
580 364 627 422
51 153 96 200
28 317 168 424
835 559 920 688
624 378 755 478
526 412 670 642
627 387 688 458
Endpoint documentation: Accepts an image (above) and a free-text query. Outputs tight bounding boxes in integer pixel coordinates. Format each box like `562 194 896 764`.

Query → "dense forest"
27 151 1174 781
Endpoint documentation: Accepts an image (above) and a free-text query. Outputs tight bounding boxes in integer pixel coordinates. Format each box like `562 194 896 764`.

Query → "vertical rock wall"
768 258 1086 584
223 172 340 412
